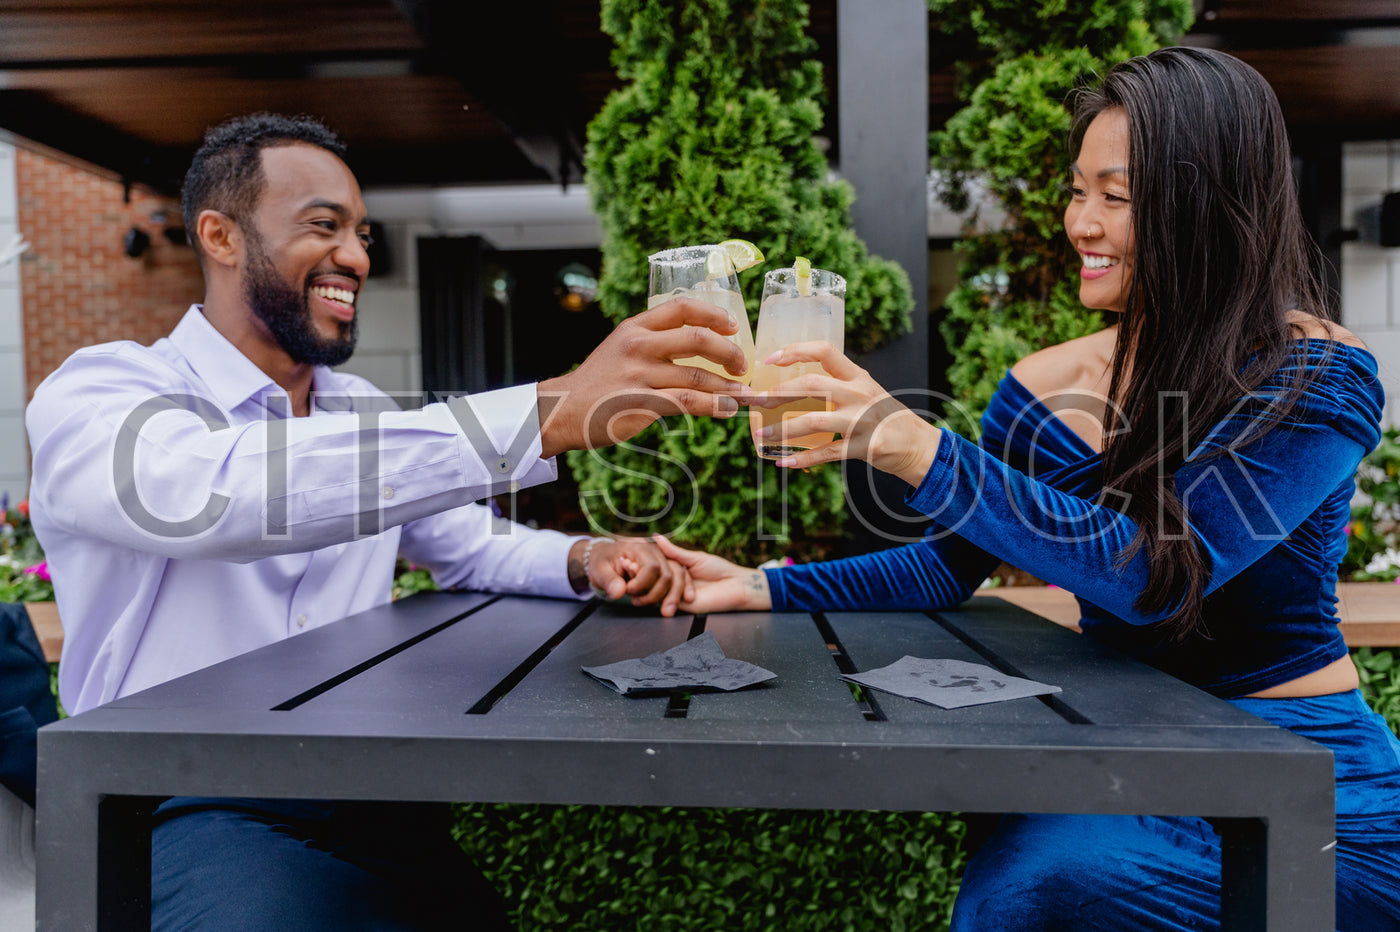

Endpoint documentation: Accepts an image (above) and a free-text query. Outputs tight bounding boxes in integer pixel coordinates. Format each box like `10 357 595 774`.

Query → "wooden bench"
979 581 1400 648
23 582 1400 668
24 602 62 664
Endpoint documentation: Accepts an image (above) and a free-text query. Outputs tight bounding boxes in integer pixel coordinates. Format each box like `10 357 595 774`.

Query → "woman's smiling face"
1065 107 1133 314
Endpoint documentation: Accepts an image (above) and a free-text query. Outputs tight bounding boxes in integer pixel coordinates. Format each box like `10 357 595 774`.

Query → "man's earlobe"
195 210 241 269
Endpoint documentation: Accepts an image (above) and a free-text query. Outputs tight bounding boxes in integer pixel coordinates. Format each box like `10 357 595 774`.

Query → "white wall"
0 142 28 501
335 217 426 396
342 185 610 398
1342 140 1400 428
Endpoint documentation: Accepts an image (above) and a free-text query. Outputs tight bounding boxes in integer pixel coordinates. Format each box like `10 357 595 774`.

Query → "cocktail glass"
749 264 846 459
647 245 755 384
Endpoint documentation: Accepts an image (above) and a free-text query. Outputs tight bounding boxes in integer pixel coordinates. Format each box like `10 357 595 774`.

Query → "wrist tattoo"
745 571 765 593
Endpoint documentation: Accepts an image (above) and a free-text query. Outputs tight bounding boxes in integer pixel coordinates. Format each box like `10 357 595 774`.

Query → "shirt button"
496 457 511 473
381 486 395 500
296 614 307 628
508 481 521 493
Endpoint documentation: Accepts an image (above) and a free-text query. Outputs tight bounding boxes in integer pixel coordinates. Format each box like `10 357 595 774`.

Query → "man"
25 113 750 929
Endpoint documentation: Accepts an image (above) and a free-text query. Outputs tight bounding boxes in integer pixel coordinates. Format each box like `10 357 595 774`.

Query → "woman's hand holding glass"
750 341 942 486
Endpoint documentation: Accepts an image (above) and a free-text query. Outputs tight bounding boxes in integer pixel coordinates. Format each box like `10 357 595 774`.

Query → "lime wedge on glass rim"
704 248 736 280
719 239 764 272
794 255 813 295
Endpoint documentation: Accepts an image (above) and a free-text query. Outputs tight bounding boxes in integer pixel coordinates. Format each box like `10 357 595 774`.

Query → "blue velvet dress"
767 341 1400 930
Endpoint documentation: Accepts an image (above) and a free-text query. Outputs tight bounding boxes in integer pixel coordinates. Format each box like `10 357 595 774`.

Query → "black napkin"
582 632 777 696
841 657 1060 710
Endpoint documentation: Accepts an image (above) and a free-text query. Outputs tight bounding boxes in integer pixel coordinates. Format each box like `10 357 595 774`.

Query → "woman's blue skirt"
950 689 1400 931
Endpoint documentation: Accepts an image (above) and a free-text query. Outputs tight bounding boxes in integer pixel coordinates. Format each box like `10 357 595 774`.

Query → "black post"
1294 139 1344 317
837 0 931 550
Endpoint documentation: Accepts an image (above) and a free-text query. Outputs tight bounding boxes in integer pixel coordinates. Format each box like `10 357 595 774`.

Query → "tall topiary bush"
570 0 914 560
928 0 1194 416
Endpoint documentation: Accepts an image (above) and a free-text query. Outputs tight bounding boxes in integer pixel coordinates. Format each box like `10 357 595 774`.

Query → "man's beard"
243 235 357 367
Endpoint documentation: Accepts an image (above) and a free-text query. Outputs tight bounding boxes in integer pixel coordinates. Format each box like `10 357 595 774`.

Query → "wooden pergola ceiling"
0 0 1396 197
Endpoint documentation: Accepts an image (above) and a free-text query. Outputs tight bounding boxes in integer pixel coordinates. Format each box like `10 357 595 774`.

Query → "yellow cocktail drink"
749 263 846 459
646 282 754 383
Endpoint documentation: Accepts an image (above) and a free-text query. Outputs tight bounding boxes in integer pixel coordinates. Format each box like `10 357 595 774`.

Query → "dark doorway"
416 239 612 532
497 248 612 386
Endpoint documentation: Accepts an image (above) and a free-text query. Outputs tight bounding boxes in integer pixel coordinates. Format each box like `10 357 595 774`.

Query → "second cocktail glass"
749 263 846 459
647 245 755 384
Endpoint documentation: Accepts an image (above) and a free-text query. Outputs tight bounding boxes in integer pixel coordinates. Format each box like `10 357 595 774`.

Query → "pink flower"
22 561 49 582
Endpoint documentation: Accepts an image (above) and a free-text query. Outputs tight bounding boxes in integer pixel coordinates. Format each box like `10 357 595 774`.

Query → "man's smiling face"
239 143 372 366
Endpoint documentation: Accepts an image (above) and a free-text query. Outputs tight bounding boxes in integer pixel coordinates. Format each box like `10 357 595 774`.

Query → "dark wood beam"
390 0 590 186
0 91 188 194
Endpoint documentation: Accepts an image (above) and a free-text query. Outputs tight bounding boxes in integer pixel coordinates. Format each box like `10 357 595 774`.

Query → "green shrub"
392 561 440 601
1343 427 1400 583
571 0 914 561
455 804 967 931
1345 429 1400 737
0 498 53 603
928 0 1193 417
1356 647 1400 735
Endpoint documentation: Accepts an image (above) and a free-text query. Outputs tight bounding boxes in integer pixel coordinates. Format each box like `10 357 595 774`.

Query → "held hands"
750 341 941 486
570 537 695 618
538 298 752 458
653 535 772 614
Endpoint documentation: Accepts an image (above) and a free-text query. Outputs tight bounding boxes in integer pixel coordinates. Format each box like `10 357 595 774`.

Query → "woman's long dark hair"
1069 47 1332 639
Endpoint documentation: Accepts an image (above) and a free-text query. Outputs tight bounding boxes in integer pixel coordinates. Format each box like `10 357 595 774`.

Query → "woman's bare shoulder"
1286 311 1367 349
1010 327 1118 398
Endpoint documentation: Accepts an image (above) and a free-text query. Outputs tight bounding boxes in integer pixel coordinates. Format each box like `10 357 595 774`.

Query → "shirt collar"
167 305 336 413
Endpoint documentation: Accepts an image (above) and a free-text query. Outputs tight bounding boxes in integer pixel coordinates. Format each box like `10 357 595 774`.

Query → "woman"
657 47 1400 929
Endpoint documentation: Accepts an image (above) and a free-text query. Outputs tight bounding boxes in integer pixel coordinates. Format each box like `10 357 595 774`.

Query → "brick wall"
16 146 203 399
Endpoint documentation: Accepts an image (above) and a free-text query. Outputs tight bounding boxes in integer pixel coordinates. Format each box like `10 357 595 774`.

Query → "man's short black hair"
180 113 348 263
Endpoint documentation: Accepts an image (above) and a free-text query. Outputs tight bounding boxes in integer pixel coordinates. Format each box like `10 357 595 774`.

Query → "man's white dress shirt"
26 306 585 715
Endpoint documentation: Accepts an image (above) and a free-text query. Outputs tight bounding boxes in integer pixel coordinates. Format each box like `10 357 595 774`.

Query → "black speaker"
1381 191 1400 248
123 227 150 258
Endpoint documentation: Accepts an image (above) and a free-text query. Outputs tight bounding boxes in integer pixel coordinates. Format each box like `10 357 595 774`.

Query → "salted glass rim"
763 266 846 296
647 244 725 266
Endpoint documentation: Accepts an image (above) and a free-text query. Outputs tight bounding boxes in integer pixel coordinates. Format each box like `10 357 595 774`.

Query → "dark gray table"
36 591 1335 930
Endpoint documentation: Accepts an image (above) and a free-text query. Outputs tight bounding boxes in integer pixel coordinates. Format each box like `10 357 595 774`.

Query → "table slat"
491 606 696 720
293 595 590 715
934 601 1268 727
105 590 497 711
826 611 1066 725
689 612 866 723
